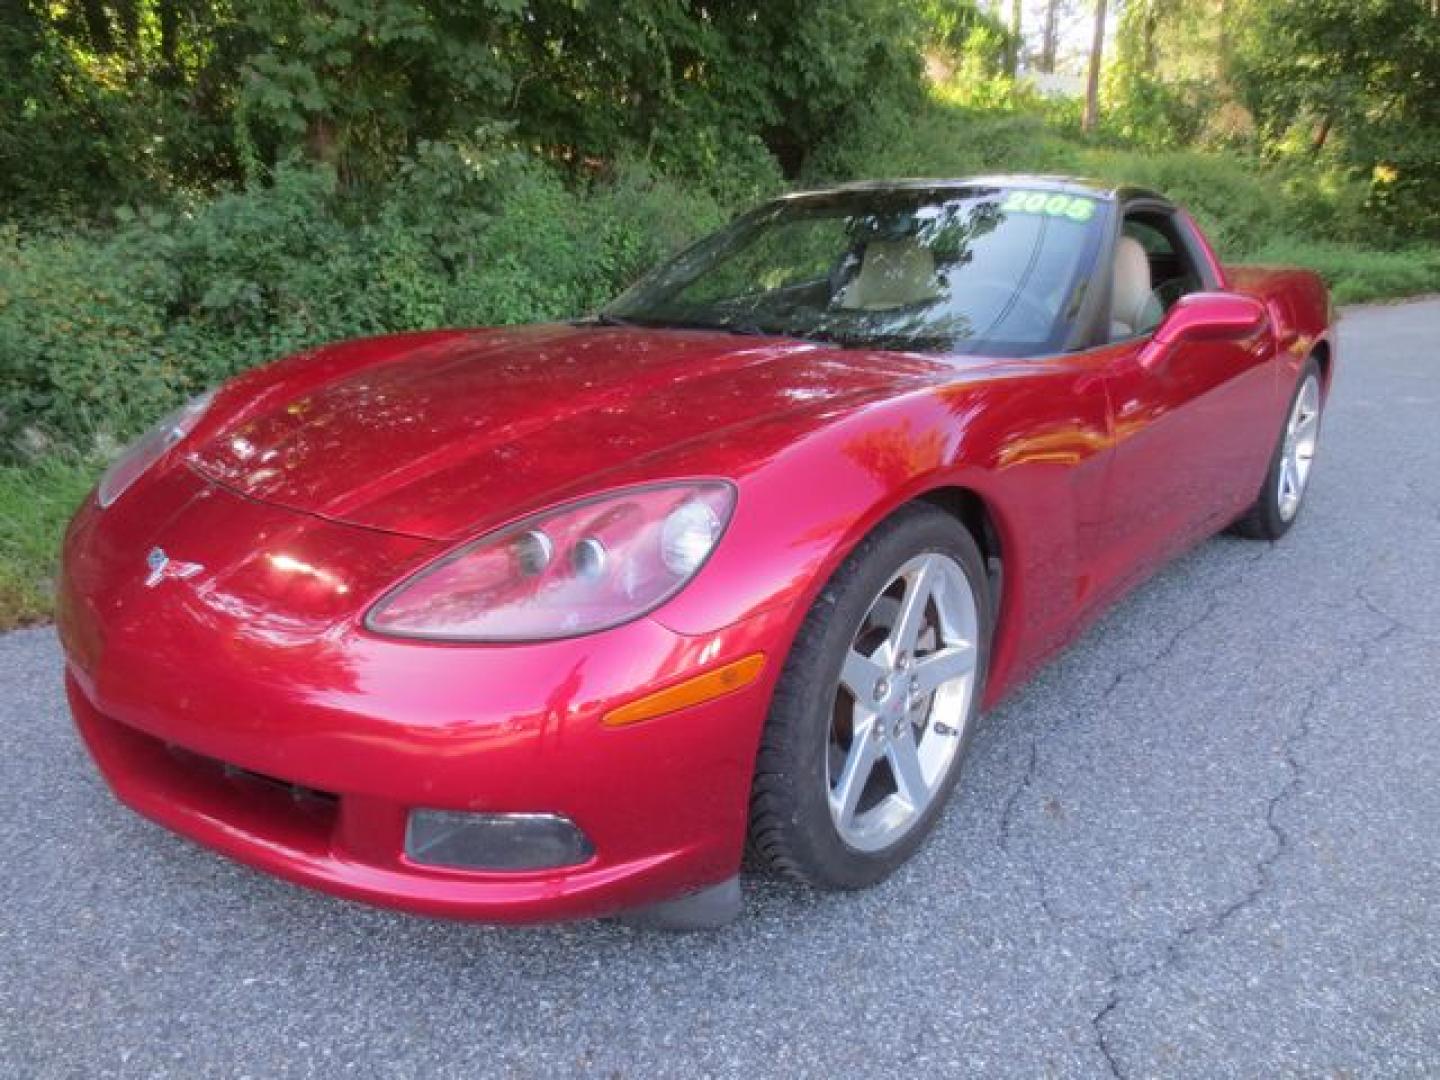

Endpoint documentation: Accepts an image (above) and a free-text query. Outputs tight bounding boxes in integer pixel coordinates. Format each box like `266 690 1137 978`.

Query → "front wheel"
748 505 992 889
1232 357 1325 541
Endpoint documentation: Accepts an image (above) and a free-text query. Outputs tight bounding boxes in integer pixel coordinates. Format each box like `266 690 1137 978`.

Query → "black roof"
782 174 1167 205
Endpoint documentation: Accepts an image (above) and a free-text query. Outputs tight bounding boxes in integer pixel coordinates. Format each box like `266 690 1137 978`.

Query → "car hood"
189 324 946 540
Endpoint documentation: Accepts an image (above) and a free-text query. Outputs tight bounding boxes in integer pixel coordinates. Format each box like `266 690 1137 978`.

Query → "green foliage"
1101 74 1215 152
0 456 98 629
1232 0 1440 175
804 97 1080 186
0 222 184 458
8 0 1439 237
5 0 1438 466
919 0 1014 64
237 0 519 185
2 0 940 214
1 0 245 218
1243 239 1440 306
808 93 1380 260
0 145 722 457
1102 0 1440 240
1077 150 1287 255
1101 0 1225 152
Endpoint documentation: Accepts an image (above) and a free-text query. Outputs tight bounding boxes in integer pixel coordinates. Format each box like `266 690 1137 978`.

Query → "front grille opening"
165 743 339 809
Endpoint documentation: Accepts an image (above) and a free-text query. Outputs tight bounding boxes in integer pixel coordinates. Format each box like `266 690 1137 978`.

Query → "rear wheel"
749 505 991 889
1232 358 1324 541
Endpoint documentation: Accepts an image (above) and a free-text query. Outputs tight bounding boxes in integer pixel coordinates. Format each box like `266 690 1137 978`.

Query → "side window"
1123 213 1203 313
1109 209 1206 342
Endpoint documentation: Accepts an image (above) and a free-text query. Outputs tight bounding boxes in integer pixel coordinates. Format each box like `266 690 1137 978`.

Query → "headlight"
365 480 735 642
96 390 216 508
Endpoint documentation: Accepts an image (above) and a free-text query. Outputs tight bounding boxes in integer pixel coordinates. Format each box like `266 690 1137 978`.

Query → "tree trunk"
1140 0 1159 70
80 0 115 54
1041 0 1060 74
116 0 140 49
1217 0 1232 74
159 0 180 79
1009 0 1023 76
1311 113 1333 155
1082 0 1108 134
305 115 340 168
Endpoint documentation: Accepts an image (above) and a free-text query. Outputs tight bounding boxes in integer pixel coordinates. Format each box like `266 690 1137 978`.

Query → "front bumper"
58 472 784 923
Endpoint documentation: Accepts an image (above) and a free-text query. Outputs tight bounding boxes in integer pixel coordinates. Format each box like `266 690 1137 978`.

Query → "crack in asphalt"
1088 674 1329 1079
993 542 1276 1075
992 540 1418 1078
1355 584 1436 643
999 589 1235 932
1086 585 1409 1078
1091 990 1127 1079
997 543 1269 865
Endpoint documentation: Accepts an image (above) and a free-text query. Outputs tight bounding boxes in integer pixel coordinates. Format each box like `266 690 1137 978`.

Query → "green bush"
0 223 184 458
804 96 1385 263
1243 239 1440 305
0 456 98 629
1073 149 1286 255
3 101 1438 467
0 146 722 459
803 98 1081 185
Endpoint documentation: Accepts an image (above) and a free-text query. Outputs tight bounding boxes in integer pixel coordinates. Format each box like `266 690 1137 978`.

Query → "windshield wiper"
594 314 781 339
683 320 796 340
711 321 773 338
591 312 638 327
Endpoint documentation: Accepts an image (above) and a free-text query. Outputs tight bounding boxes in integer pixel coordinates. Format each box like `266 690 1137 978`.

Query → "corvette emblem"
144 547 202 588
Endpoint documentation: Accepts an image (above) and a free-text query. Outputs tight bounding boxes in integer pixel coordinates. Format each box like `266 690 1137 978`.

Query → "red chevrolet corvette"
59 177 1333 927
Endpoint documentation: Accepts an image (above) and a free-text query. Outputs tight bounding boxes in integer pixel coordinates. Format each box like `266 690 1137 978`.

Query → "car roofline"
776 175 1168 206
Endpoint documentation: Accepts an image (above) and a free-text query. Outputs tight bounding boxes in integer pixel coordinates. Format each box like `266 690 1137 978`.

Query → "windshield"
604 186 1106 356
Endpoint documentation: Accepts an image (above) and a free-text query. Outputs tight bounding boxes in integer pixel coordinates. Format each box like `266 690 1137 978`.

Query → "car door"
1095 204 1277 587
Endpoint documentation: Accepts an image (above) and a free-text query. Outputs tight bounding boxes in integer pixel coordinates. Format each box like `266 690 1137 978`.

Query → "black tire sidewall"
753 506 992 889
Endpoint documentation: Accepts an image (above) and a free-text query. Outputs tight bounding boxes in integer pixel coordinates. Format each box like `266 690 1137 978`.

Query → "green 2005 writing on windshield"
999 190 1098 223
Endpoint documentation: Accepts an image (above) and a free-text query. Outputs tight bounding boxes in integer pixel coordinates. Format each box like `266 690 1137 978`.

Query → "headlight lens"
96 390 216 508
365 481 735 642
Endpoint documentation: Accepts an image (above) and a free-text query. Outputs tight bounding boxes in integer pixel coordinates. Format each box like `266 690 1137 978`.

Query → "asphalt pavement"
3 299 1438 1078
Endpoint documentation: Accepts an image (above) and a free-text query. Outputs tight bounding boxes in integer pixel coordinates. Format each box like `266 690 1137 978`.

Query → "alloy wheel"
827 552 980 852
1278 372 1322 522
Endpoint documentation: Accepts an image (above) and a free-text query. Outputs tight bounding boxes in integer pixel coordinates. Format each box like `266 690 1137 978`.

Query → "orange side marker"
603 653 767 727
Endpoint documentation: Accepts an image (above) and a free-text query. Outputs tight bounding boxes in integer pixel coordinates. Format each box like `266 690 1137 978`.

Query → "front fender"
654 367 1115 706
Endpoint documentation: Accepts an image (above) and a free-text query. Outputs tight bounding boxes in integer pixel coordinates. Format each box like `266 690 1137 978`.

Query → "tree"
2 0 953 210
0 0 248 213
1039 0 1062 73
919 0 1015 77
1007 0 1022 76
1231 0 1440 233
1082 0 1108 133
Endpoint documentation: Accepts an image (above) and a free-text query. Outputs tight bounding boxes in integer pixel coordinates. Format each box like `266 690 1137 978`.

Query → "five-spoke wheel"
828 552 979 852
1278 370 1322 523
1233 356 1326 541
749 504 991 889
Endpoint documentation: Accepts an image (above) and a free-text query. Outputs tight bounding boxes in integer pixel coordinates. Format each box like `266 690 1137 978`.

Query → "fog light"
404 810 594 871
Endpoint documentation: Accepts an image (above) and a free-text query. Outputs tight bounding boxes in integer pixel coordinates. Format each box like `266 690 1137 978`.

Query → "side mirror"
1153 292 1268 346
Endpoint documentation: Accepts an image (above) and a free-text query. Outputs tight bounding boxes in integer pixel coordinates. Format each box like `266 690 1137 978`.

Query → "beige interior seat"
838 239 942 311
1110 235 1165 339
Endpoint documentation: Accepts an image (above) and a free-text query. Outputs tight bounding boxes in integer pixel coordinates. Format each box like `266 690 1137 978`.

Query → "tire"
748 503 992 890
1231 357 1325 541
